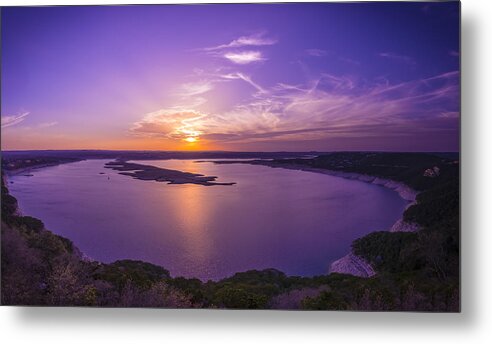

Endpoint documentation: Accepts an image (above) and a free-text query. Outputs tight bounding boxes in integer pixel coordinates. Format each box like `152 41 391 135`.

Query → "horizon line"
0 148 460 153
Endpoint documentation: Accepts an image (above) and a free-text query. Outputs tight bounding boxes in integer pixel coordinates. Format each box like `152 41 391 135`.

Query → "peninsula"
104 160 236 186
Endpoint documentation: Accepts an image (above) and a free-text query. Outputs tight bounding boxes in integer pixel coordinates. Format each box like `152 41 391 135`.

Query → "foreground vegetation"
1 152 459 310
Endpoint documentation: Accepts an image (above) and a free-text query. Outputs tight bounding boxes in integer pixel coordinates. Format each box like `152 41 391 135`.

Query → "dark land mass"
1 151 459 310
1 149 320 162
1 149 458 164
1 156 83 175
104 161 235 186
213 151 459 191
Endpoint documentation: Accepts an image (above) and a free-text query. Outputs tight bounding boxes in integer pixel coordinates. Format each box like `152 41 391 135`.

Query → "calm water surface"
8 159 407 280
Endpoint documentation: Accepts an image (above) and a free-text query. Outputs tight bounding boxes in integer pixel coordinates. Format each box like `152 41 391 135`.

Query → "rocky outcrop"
318 171 420 276
371 178 417 202
329 252 376 277
423 166 440 178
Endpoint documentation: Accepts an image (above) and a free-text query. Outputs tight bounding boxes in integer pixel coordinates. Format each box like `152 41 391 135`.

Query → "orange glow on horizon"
0 129 220 151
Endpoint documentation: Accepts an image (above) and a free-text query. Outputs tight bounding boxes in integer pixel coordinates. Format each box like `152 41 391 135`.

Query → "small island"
104 160 236 186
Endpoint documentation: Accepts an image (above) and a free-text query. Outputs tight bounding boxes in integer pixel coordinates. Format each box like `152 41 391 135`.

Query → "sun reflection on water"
167 160 214 270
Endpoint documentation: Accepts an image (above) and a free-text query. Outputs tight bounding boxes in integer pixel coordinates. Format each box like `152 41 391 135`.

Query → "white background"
1 0 490 343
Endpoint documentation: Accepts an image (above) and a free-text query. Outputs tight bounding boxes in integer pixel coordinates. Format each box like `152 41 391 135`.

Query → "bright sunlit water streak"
8 159 407 281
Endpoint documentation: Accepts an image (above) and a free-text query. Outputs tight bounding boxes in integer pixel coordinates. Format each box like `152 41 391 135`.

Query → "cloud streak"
131 109 205 140
179 80 214 97
204 32 277 51
201 32 275 65
1 112 29 128
378 52 416 66
132 70 459 146
219 72 266 93
131 30 457 149
306 49 328 57
38 121 58 128
223 51 265 64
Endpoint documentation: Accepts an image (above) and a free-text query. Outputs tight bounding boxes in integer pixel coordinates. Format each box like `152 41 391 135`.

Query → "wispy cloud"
132 29 457 147
131 109 205 140
179 80 214 97
219 72 266 93
132 70 459 145
1 112 29 128
439 111 459 119
38 121 58 128
223 51 265 64
305 49 361 66
306 49 328 57
204 32 277 51
338 57 361 66
213 71 459 143
200 32 275 65
449 50 459 57
378 52 416 66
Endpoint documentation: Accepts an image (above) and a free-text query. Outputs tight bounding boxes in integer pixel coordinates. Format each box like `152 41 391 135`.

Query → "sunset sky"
1 2 460 152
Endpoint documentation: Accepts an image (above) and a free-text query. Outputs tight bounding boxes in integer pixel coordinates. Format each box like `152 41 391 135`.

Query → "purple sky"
1 3 460 151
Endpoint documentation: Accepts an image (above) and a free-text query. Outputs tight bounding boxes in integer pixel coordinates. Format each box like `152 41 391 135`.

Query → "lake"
8 159 407 281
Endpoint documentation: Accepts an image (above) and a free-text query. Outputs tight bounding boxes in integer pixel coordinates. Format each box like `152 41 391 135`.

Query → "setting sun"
185 137 198 143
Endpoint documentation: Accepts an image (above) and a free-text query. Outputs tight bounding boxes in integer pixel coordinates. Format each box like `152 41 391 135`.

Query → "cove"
8 159 407 281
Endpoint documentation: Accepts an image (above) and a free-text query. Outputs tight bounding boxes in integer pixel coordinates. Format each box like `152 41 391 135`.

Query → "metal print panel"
1 1 460 311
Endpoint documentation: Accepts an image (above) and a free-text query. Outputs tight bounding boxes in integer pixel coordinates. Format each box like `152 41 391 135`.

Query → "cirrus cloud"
223 51 265 64
131 109 206 140
306 49 328 57
201 32 275 65
203 32 277 51
178 80 214 97
131 70 459 147
1 112 29 128
378 52 416 66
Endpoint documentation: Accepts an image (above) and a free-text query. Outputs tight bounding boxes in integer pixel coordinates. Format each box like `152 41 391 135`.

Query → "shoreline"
245 162 418 202
5 157 421 280
267 163 422 277
215 160 422 277
3 159 84 177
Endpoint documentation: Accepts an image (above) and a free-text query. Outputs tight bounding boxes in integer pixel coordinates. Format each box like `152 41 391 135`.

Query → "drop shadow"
459 6 479 325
